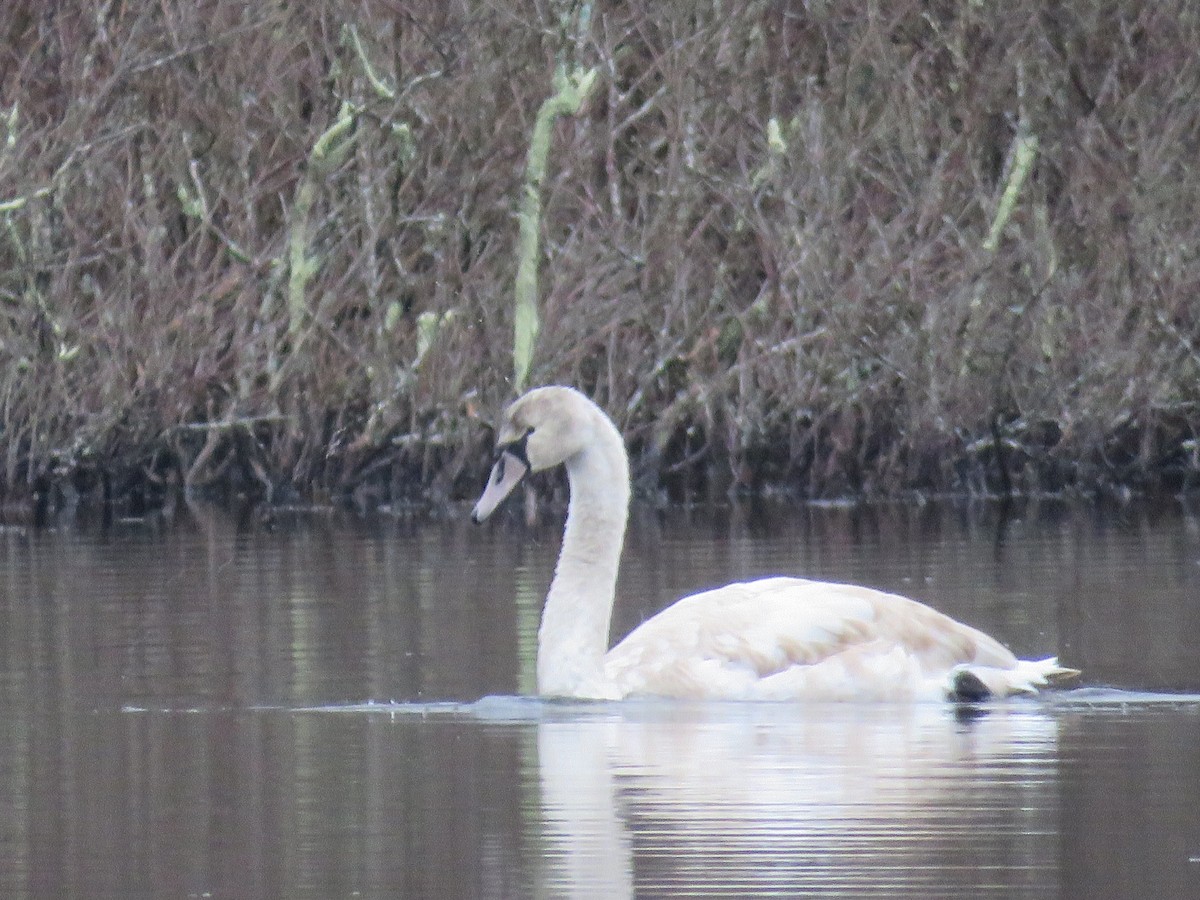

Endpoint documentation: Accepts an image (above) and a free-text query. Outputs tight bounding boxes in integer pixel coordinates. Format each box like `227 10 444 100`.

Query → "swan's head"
470 386 596 523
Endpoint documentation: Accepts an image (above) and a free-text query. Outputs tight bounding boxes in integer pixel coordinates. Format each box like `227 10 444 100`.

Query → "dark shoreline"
6 434 1196 530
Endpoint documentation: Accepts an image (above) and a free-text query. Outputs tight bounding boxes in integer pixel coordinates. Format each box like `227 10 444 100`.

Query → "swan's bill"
471 449 529 523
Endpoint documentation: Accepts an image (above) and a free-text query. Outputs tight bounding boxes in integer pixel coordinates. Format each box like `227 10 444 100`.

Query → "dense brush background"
1 0 1198 511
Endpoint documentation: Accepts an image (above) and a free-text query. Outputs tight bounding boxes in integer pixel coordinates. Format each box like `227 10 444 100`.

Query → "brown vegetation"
1 0 1198 516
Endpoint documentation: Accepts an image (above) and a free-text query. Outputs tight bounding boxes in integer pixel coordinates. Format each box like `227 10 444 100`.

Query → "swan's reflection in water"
531 702 1059 897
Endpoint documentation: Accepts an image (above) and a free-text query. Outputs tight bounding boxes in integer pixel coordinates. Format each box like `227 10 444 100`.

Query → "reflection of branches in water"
535 705 1060 897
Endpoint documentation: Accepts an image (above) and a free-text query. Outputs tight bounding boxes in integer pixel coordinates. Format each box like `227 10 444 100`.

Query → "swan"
471 385 1078 701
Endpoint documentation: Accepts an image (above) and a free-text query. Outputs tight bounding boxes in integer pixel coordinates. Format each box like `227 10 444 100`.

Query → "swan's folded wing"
604 577 1019 700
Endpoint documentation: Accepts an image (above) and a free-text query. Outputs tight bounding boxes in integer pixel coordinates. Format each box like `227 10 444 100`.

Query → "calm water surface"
0 497 1198 898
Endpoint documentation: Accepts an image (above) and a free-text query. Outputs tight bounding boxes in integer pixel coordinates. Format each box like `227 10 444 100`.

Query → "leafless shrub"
0 0 1197 514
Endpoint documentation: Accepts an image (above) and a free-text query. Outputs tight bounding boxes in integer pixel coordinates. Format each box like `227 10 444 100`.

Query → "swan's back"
604 578 1031 701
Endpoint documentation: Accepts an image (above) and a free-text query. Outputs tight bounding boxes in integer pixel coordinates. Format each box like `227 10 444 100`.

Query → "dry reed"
0 0 1197 516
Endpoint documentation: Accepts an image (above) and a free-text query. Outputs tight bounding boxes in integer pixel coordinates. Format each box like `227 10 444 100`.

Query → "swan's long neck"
537 411 630 698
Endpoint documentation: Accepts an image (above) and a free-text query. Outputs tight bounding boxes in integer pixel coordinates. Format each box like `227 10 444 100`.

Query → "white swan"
471 385 1078 701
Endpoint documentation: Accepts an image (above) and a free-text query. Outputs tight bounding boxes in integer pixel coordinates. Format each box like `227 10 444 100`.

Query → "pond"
0 496 1197 898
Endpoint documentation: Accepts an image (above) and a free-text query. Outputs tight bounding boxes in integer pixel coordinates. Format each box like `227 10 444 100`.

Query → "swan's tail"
949 657 1081 701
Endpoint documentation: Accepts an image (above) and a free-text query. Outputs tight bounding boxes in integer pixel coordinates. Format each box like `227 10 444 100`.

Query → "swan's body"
472 385 1077 701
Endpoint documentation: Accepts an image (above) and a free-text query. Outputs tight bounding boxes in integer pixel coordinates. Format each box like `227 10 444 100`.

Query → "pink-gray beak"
471 449 530 523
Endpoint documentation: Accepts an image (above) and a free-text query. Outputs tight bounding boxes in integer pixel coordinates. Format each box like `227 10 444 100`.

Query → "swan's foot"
948 668 992 703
